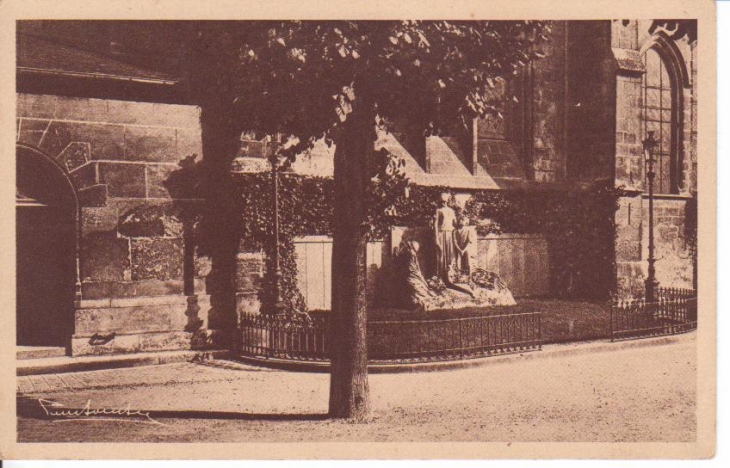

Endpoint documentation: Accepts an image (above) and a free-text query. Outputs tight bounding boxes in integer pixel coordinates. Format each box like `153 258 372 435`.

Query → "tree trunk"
328 96 375 420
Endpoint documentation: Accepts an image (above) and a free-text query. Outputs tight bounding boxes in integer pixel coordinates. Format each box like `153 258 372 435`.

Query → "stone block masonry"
529 21 568 183
614 195 695 297
18 94 204 200
235 252 265 317
17 93 220 355
641 198 694 288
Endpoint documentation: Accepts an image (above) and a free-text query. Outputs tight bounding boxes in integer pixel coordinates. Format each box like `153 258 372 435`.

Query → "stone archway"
16 144 79 348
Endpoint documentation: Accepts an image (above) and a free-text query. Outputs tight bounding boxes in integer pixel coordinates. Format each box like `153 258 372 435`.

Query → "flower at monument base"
426 276 446 293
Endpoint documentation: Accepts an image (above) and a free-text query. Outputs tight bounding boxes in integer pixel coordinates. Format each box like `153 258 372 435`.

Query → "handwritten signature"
38 398 164 425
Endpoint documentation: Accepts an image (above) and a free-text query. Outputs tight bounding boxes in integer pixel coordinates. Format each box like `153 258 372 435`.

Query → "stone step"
17 346 67 360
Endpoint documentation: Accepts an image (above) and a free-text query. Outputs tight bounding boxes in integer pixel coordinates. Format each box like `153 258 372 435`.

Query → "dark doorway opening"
16 145 77 349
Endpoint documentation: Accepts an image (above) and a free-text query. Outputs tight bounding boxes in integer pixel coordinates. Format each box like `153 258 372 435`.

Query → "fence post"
479 315 485 355
458 318 464 359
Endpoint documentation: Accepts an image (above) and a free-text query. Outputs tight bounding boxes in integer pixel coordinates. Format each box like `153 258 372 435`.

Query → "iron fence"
610 287 697 341
367 312 541 362
239 311 542 364
239 313 330 361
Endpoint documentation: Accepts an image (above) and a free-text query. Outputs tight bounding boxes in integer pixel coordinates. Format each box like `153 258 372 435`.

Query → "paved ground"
17 334 697 443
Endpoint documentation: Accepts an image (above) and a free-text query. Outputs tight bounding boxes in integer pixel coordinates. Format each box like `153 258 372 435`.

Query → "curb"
232 331 696 374
16 332 695 376
16 349 230 376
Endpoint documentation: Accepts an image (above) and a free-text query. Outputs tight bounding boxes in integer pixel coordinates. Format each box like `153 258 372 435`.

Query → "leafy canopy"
189 21 551 159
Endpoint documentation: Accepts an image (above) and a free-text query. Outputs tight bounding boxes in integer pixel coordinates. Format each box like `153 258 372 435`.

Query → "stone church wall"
17 93 217 355
528 21 568 183
609 20 697 297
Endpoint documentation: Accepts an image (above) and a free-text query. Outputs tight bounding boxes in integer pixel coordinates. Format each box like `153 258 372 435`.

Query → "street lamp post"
643 131 660 302
269 150 286 316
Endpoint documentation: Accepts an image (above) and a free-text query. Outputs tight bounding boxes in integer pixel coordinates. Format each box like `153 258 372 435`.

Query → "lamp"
643 131 660 302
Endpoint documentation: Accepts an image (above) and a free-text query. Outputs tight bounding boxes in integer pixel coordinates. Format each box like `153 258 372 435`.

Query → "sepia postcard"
0 0 717 461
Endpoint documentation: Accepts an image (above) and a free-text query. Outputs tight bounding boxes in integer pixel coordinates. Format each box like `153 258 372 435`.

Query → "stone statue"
395 239 440 311
388 215 517 312
433 192 457 281
453 216 477 276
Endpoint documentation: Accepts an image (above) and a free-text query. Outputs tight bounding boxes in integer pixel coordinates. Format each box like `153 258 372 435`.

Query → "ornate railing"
239 311 541 364
610 287 697 341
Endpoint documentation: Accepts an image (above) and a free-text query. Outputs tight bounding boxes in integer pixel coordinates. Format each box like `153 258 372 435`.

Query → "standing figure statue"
433 192 457 280
454 216 476 276
433 192 474 297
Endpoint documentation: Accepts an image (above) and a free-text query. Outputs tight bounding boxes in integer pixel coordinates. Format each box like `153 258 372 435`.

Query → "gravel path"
17 334 696 443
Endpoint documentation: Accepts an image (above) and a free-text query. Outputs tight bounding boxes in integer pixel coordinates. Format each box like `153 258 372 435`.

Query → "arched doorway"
16 145 78 349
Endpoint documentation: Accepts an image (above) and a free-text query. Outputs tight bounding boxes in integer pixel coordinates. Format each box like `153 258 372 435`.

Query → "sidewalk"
16 349 230 377
17 358 269 395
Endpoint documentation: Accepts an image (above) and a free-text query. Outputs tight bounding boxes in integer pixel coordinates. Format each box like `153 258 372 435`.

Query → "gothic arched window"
641 45 682 194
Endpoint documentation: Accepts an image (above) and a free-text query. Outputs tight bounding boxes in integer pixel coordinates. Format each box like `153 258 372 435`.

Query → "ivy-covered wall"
231 173 622 316
232 173 333 315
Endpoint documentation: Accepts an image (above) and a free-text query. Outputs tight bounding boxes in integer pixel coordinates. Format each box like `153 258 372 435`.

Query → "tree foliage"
187 20 551 164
